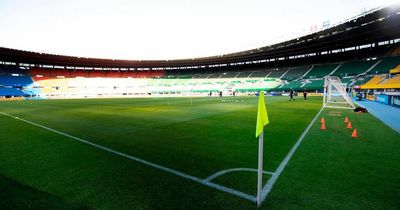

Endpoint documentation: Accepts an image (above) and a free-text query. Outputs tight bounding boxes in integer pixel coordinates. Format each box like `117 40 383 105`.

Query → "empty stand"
361 75 386 88
0 88 25 97
220 72 240 78
208 74 221 79
268 69 286 78
2 55 399 98
70 70 89 77
88 71 106 77
0 66 37 96
193 74 210 79
332 60 375 77
352 75 373 86
340 77 354 86
30 68 52 78
381 75 400 88
369 56 400 74
302 79 324 90
278 80 303 90
250 71 269 78
120 71 137 78
134 70 165 78
361 74 400 89
105 71 122 78
235 71 252 78
49 69 70 77
0 65 28 75
281 66 311 80
304 64 338 78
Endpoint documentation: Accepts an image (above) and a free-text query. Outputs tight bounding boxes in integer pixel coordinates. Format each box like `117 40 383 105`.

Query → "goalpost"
323 76 355 109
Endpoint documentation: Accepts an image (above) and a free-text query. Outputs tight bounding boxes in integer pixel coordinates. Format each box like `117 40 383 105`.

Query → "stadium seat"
268 69 287 78
362 74 400 89
360 75 386 89
0 67 37 96
70 70 89 77
302 79 324 90
105 71 122 78
29 68 52 78
220 72 240 78
332 60 376 77
368 56 400 74
352 75 373 86
88 71 106 77
304 64 339 78
281 66 311 80
0 88 25 97
235 71 252 78
279 80 303 90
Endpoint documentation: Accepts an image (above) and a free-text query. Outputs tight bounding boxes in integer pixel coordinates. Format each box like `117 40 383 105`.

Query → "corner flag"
255 91 269 207
256 91 269 137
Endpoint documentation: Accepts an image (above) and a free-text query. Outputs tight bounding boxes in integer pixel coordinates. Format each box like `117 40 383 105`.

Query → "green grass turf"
264 108 400 209
0 96 399 209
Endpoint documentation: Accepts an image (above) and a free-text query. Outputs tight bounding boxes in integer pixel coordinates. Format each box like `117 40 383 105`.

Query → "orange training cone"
344 117 349 123
321 117 325 124
320 122 326 130
351 129 358 138
347 122 352 129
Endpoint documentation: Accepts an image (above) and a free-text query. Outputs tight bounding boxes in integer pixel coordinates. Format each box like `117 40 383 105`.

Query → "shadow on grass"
0 173 89 210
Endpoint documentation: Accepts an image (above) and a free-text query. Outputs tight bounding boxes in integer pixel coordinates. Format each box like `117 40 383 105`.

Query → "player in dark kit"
289 89 295 101
303 90 307 100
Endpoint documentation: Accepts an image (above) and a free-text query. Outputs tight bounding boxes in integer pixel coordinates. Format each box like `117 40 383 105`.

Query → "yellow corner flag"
256 91 269 137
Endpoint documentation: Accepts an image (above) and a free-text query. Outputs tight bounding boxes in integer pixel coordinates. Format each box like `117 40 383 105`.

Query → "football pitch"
1 96 399 209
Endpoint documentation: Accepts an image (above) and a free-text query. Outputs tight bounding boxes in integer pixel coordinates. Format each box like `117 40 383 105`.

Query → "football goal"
323 76 355 109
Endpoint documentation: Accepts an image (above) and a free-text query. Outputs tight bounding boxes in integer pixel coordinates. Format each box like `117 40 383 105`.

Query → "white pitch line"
205 168 274 182
261 107 324 201
0 111 256 203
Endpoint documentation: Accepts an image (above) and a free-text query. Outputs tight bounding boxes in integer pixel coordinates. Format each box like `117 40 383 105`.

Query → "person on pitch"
289 88 295 101
303 89 307 100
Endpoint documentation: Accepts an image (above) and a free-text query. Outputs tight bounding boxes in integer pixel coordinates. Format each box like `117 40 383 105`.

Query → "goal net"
323 76 355 109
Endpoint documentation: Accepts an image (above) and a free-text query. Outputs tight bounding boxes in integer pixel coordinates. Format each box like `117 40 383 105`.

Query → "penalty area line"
261 107 324 202
0 111 256 203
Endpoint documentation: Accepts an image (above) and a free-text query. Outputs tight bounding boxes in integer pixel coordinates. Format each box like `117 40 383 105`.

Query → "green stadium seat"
235 71 252 78
268 69 287 78
304 64 338 78
278 80 303 90
302 79 324 90
281 66 311 80
332 60 376 77
250 71 270 78
368 56 400 74
220 72 240 78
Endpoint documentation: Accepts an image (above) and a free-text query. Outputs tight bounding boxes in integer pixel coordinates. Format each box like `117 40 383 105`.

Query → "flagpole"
257 131 264 207
256 90 268 207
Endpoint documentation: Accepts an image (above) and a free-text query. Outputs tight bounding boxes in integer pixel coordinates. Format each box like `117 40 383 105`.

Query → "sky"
0 0 397 60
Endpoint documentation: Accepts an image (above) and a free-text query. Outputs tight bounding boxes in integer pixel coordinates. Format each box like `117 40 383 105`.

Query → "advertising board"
375 94 391 105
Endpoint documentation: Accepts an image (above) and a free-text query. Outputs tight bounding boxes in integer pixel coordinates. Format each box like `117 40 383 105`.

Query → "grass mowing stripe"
0 111 257 203
261 107 324 202
0 97 321 177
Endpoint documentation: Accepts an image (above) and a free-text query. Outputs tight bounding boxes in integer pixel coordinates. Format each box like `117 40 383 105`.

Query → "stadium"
1 1 400 209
